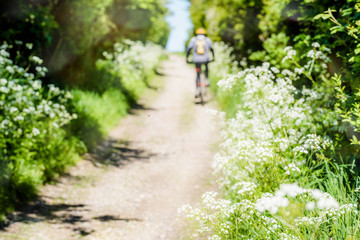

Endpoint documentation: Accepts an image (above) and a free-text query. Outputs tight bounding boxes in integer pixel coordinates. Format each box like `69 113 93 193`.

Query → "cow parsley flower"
31 56 43 65
0 78 7 85
311 42 320 48
6 66 14 74
14 115 24 121
0 86 9 93
284 163 300 175
283 46 297 62
32 127 40 136
209 235 221 240
305 201 316 211
10 107 18 113
26 43 33 50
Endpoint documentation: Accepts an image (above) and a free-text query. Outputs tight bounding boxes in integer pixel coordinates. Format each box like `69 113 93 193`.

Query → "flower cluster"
284 163 300 175
282 46 297 62
0 43 76 163
293 134 333 154
256 183 341 214
209 42 238 85
180 42 360 239
97 40 165 98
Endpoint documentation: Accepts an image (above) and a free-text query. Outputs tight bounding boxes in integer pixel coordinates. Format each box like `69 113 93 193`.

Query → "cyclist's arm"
186 48 192 59
186 38 196 62
210 47 215 61
207 37 215 61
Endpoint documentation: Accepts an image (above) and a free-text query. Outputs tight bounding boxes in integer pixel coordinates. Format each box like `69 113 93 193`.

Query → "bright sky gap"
165 0 193 52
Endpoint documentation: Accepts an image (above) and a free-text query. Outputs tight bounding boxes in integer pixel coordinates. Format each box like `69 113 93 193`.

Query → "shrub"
208 42 240 117
0 44 80 218
181 43 360 239
70 40 165 150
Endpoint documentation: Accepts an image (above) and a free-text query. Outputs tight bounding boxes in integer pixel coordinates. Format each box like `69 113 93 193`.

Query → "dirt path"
0 55 219 240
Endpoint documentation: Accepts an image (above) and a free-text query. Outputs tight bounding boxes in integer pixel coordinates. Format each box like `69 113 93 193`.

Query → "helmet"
195 28 206 35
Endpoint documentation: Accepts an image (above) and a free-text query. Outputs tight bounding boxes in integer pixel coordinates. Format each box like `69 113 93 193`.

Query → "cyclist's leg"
204 63 209 78
204 63 210 86
195 63 201 96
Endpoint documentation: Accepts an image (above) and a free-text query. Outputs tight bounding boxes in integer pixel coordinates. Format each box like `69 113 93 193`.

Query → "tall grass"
70 88 129 150
70 40 165 150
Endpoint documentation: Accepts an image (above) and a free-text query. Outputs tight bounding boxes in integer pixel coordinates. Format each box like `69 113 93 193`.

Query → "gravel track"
0 55 219 240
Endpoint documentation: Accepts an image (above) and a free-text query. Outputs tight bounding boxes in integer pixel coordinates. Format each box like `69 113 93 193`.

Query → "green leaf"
330 26 344 34
314 13 330 20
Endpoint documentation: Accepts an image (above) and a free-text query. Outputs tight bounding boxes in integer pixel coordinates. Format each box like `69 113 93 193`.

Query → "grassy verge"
180 42 360 239
0 41 166 224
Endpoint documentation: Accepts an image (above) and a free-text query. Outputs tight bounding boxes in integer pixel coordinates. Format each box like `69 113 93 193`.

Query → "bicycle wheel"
199 74 206 105
199 88 204 104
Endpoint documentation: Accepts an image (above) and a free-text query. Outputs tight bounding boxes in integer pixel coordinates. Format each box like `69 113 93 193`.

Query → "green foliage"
0 38 165 220
70 40 165 150
249 32 290 68
182 45 360 239
207 42 242 117
70 88 129 150
0 0 59 49
0 0 169 224
185 0 360 238
0 0 169 90
107 0 170 46
188 0 263 61
0 44 80 218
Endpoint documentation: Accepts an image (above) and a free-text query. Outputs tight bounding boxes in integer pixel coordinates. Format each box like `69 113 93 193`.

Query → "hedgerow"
0 39 165 222
183 2 360 231
0 43 80 220
70 40 165 150
181 42 360 239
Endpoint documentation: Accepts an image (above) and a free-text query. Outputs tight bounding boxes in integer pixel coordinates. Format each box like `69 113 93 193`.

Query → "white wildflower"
317 196 339 209
0 86 9 93
31 56 43 65
26 43 33 50
32 127 40 136
311 42 320 48
10 107 18 113
14 115 24 121
282 46 297 62
305 201 316 211
271 67 280 74
209 235 221 240
6 66 14 74
0 78 7 85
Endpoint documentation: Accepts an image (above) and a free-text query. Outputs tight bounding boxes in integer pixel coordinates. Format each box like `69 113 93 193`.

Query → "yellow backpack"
196 38 206 55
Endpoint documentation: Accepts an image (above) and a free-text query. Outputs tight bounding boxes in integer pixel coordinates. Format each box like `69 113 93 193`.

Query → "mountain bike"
187 60 213 105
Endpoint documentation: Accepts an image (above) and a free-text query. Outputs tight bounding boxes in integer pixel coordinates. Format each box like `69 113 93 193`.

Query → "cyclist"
186 28 215 97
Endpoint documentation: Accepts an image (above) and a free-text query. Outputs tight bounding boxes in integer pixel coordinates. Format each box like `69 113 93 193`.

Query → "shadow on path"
0 138 150 236
88 138 157 167
2 200 142 236
129 103 158 115
94 215 141 222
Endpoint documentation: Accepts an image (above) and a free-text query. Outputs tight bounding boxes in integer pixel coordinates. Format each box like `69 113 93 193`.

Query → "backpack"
196 38 206 55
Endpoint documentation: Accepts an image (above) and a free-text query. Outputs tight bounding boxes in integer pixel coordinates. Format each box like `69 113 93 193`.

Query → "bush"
181 43 360 239
0 44 80 217
208 42 241 117
0 39 166 220
70 40 165 150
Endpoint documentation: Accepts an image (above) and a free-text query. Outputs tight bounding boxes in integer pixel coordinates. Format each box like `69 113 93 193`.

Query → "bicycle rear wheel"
199 74 206 105
199 89 204 104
